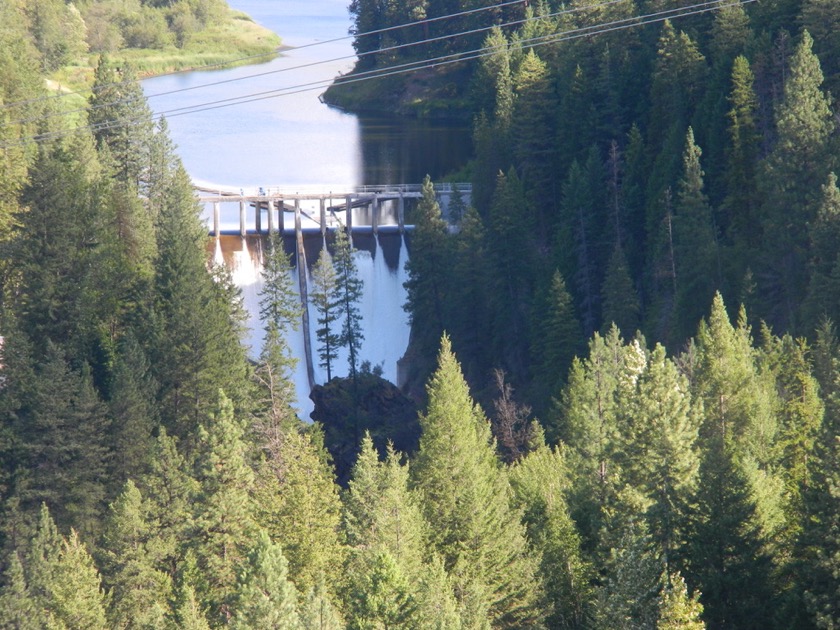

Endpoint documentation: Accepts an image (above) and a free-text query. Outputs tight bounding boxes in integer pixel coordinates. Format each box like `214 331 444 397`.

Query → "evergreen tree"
173 581 212 630
559 161 599 336
758 30 835 331
254 231 301 433
99 481 172 629
687 440 775 630
510 443 594 629
804 173 840 328
594 520 661 630
259 231 302 336
648 21 707 156
299 576 345 630
657 573 705 630
626 345 701 573
346 550 417 630
108 333 159 488
137 427 197 581
555 327 643 548
190 391 257 624
88 57 154 188
0 551 41 630
45 530 110 630
722 56 760 252
411 336 542 628
403 175 451 367
797 435 840 629
511 50 556 235
601 243 641 338
231 531 301 630
14 343 111 537
343 435 426 580
271 429 345 596
530 270 582 417
693 294 777 468
333 226 365 381
152 164 248 442
486 169 536 373
450 206 491 380
674 128 720 343
311 248 341 382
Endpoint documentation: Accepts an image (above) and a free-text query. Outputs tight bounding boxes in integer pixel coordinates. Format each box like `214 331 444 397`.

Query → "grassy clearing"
48 8 281 97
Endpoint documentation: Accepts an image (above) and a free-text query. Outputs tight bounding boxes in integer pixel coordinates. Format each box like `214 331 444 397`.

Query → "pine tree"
626 345 701 574
601 243 641 338
693 294 777 467
554 327 643 548
657 572 705 630
344 435 426 579
173 581 212 630
687 440 775 630
510 444 594 629
346 550 417 630
333 226 365 380
311 248 341 382
722 56 760 252
403 175 451 365
804 173 840 329
299 576 345 630
450 206 491 378
260 233 303 335
108 333 159 488
511 50 556 235
559 161 599 336
530 270 582 420
411 336 542 628
45 530 110 630
231 531 301 629
254 231 302 433
99 481 172 629
271 429 345 596
674 128 720 343
190 391 257 624
137 427 197 581
594 520 661 630
152 164 248 442
15 343 111 537
758 30 835 330
487 169 535 373
648 21 707 156
0 551 42 630
88 57 154 188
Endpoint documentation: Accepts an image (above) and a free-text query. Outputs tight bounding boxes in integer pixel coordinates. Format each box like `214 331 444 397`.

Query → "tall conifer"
411 336 542 628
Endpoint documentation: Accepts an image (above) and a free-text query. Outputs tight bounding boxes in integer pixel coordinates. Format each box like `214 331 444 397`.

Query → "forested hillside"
1 0 839 628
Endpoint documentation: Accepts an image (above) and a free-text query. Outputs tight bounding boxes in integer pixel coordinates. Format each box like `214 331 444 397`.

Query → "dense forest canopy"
1 0 840 628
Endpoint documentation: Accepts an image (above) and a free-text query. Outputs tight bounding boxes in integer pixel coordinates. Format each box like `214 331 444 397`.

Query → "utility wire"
0 0 528 113
2 0 753 149
2 0 628 129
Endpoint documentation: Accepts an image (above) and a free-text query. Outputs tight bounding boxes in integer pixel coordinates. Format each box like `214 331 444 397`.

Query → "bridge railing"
193 180 472 197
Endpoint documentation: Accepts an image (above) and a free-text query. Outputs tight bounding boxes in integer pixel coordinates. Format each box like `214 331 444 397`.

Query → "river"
142 0 470 419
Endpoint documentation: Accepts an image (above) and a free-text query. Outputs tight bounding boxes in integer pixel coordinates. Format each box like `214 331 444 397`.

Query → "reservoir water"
142 0 471 418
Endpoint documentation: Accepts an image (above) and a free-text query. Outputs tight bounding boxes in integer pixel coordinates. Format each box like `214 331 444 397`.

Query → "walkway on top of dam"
194 180 472 236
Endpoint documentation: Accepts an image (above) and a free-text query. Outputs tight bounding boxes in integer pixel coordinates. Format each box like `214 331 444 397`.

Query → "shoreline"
49 6 283 96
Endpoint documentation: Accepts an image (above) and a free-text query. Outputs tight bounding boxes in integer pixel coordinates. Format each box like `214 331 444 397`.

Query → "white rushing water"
216 232 410 420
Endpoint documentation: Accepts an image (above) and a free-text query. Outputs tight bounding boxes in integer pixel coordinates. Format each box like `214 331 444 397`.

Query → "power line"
0 0 528 114
2 0 754 149
2 0 627 130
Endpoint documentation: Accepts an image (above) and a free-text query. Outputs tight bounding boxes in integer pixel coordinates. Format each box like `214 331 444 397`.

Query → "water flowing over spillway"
214 231 411 419
143 0 465 419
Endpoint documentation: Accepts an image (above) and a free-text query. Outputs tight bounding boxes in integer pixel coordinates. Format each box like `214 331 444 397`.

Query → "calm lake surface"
142 0 472 187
